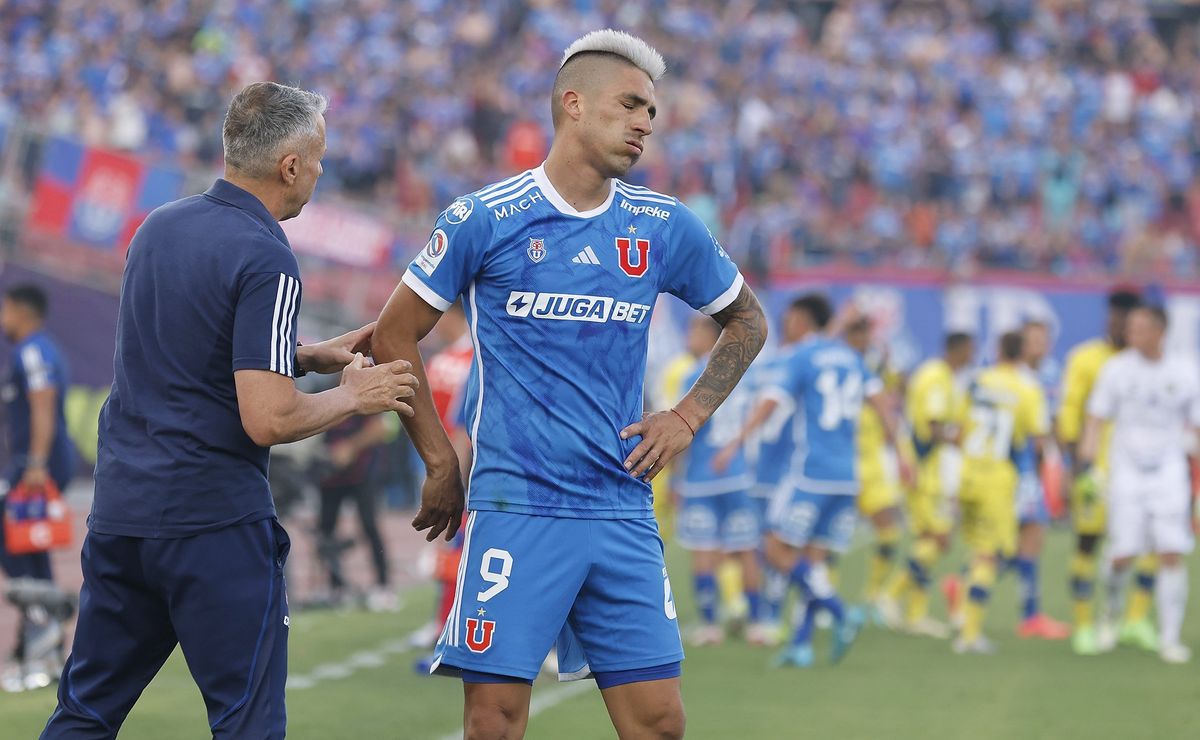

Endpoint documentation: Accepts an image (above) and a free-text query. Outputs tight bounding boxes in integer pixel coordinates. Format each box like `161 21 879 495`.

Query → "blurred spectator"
1 0 1199 278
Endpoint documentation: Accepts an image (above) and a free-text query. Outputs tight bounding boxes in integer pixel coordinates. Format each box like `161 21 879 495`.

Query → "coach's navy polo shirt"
91 179 302 538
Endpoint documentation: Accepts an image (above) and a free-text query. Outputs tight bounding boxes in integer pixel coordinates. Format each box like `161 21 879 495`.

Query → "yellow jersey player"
843 317 910 613
881 332 974 637
1057 288 1159 656
955 331 1049 654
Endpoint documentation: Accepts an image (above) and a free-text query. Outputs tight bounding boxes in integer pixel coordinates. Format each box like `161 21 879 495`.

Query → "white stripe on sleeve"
20 345 51 391
278 276 300 376
269 274 288 373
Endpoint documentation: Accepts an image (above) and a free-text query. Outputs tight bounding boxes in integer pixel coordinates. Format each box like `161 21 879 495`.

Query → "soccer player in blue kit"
673 318 760 646
374 29 767 740
759 295 904 668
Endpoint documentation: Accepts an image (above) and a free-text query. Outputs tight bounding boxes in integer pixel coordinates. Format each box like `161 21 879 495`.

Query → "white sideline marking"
434 680 593 740
285 635 415 691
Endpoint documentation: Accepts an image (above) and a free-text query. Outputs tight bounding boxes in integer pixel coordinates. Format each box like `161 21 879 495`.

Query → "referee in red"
42 82 418 739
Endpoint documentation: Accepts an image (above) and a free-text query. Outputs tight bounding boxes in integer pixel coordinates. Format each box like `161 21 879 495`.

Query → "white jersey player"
1080 305 1200 664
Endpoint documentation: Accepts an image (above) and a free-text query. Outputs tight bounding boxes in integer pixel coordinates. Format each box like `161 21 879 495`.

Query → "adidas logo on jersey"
620 199 671 220
571 246 601 265
506 291 650 324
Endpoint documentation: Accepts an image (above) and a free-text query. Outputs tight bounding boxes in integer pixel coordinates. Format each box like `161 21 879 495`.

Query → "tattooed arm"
621 284 768 481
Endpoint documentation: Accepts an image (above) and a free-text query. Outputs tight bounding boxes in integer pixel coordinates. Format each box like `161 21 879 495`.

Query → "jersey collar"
532 164 615 219
203 179 292 247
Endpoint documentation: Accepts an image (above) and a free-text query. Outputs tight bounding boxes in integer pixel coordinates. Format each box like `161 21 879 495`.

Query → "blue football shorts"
1016 472 1050 526
676 490 760 552
768 488 859 553
431 510 684 682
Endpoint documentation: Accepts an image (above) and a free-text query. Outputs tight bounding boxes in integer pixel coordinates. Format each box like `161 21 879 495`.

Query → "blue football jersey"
4 330 75 480
771 336 882 495
677 359 753 497
745 346 799 495
404 165 743 519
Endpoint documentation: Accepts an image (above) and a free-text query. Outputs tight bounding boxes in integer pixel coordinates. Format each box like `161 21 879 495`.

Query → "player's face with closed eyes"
587 65 656 177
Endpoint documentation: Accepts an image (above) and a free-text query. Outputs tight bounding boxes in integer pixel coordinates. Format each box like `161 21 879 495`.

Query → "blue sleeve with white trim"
661 203 742 315
232 248 303 377
18 341 53 392
773 345 810 402
403 195 493 311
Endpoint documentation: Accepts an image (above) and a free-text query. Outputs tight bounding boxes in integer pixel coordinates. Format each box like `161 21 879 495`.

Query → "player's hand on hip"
621 410 695 482
298 322 377 374
340 352 417 416
412 466 465 542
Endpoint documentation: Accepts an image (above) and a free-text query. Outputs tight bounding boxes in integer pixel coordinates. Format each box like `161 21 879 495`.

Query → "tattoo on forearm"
691 284 767 412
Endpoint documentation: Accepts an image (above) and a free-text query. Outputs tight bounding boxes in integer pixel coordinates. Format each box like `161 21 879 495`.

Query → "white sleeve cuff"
402 269 453 312
699 272 745 316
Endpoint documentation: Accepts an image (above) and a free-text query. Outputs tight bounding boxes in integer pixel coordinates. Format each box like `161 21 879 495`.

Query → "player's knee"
632 699 686 740
464 703 525 740
1159 552 1183 568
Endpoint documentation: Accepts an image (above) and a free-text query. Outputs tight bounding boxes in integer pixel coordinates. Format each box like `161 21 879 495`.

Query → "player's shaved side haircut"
551 29 666 128
999 331 1024 361
791 293 833 330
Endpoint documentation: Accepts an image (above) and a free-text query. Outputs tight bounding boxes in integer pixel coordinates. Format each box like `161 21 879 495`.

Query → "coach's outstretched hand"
340 352 418 416
297 322 377 374
412 466 465 542
621 409 696 482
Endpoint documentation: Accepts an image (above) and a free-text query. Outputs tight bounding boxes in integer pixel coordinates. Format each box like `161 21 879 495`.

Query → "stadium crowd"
3 0 1200 278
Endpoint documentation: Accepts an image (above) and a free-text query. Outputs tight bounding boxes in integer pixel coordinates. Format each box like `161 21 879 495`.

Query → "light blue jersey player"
673 319 760 644
760 295 892 668
373 30 766 738
1010 319 1073 639
714 300 811 640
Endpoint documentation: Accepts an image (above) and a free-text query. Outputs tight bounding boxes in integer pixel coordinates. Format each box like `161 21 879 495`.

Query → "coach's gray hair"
222 82 328 179
560 29 666 81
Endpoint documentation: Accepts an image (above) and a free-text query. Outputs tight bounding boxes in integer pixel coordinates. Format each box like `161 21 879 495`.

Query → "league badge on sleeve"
527 237 546 263
415 229 449 275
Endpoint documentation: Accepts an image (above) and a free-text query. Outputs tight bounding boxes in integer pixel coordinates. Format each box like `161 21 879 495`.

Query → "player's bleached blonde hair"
560 29 666 81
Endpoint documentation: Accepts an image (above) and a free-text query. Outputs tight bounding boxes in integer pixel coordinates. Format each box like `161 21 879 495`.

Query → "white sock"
1104 566 1129 624
1156 564 1188 648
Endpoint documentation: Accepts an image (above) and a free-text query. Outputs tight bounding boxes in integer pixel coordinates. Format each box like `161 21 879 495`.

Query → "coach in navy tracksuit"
42 82 419 739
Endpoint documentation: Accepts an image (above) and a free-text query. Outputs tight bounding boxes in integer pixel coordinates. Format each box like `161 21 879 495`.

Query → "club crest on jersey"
465 617 496 653
615 237 650 278
527 237 546 263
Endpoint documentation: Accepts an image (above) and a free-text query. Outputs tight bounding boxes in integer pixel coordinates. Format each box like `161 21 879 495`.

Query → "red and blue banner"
27 137 184 251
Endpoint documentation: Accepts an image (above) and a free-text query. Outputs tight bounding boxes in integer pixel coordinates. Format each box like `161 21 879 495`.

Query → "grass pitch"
4 529 1196 739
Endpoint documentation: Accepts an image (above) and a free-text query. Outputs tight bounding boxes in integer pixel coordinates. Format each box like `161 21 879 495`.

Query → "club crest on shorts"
465 616 497 653
527 237 546 263
615 236 650 278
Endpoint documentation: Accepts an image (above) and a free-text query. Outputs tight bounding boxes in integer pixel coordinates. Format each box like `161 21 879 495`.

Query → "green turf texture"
3 529 1195 739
